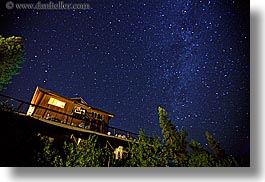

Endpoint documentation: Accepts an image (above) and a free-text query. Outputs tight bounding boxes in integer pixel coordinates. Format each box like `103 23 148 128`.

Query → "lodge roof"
70 97 87 105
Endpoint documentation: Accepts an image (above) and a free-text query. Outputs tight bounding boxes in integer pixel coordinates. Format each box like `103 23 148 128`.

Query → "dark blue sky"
0 0 249 156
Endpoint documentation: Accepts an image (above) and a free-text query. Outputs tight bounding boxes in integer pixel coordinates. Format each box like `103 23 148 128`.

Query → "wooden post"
66 115 69 125
70 116 73 126
42 108 48 119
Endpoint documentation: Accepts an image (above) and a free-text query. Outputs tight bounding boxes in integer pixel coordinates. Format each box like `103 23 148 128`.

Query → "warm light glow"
27 105 35 115
48 97 66 108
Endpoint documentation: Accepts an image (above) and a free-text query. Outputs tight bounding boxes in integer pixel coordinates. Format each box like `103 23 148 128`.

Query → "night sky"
0 0 249 156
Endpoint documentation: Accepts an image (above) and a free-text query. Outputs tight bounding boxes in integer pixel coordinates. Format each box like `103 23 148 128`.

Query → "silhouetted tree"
0 35 24 91
188 140 216 167
205 131 239 167
158 106 189 166
205 131 225 160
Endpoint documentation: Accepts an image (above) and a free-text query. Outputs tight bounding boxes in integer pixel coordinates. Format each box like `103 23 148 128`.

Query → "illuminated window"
48 98 66 108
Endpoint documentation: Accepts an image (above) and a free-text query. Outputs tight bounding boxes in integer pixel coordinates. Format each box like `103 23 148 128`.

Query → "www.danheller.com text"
6 1 91 10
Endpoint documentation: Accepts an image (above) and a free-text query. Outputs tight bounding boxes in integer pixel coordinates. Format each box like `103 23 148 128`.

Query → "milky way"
0 0 249 155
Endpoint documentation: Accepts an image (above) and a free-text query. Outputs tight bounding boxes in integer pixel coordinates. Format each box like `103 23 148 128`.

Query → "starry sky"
0 0 249 156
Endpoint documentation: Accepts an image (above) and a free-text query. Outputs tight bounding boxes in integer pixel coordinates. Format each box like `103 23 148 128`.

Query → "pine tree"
158 106 189 166
205 131 225 160
0 35 24 91
188 140 216 167
205 131 238 166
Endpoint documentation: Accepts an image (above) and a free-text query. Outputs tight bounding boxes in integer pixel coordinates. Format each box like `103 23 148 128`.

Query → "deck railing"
0 93 139 140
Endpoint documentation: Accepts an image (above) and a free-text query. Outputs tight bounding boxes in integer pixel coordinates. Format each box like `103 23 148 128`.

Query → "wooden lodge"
26 86 115 134
0 86 140 150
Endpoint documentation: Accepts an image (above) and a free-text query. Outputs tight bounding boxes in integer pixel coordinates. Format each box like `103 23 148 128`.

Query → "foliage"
125 129 167 167
188 140 216 167
187 132 239 167
63 135 105 167
0 35 24 91
20 107 241 167
32 134 63 167
205 131 238 167
158 106 189 166
205 131 225 160
38 134 110 167
42 136 64 167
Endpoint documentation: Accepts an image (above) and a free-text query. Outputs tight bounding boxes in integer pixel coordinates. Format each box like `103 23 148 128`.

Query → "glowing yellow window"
48 98 66 108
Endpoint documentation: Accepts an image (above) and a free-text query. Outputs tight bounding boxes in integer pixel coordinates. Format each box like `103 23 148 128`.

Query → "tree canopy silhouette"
0 35 24 91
